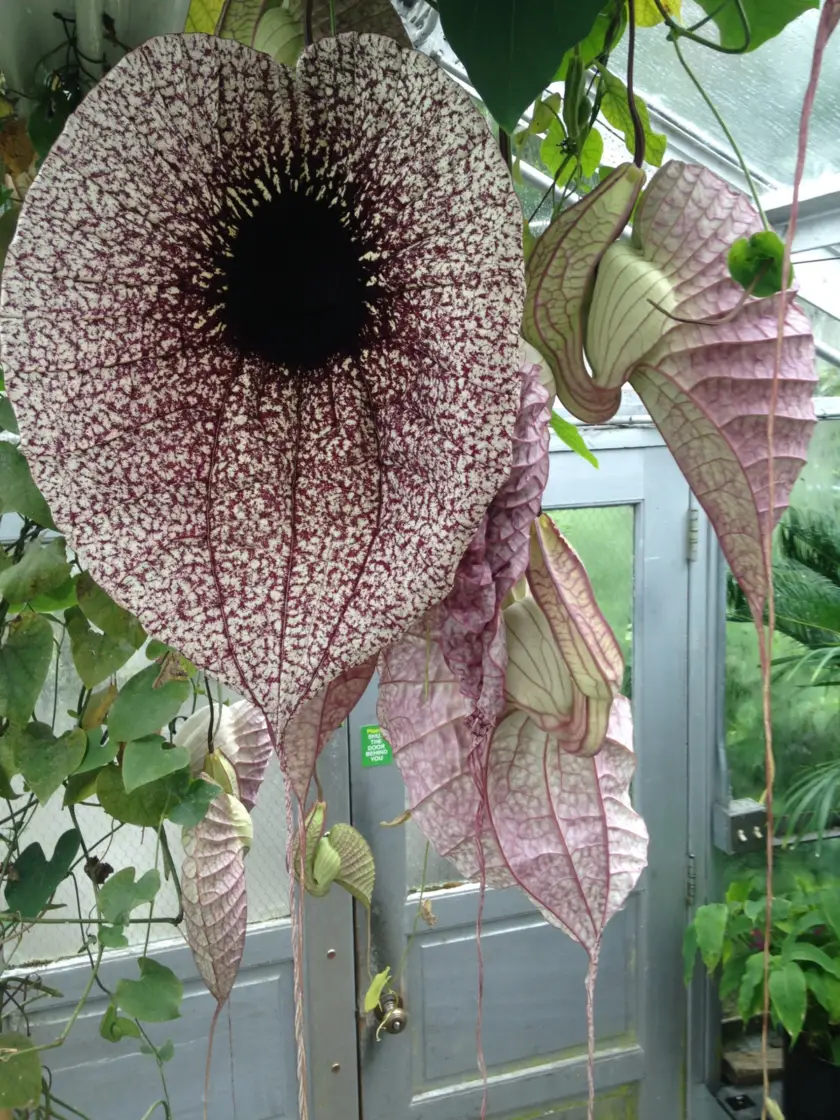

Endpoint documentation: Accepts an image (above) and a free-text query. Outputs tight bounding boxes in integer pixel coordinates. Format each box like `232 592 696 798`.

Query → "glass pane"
406 504 635 891
614 3 840 189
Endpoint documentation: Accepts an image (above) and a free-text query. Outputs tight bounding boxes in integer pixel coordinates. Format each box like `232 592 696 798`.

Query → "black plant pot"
783 1033 840 1120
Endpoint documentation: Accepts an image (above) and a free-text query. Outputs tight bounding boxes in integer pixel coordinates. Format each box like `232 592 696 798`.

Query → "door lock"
375 993 408 1035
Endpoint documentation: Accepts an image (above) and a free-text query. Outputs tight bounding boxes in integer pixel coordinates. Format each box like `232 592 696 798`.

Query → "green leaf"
80 684 119 732
579 127 604 179
99 1003 142 1043
65 606 137 689
555 6 627 77
738 952 767 1022
76 573 146 648
438 0 613 134
253 7 305 65
0 395 18 434
822 889 840 943
122 736 190 794
530 92 562 134
156 1039 175 1063
19 575 78 614
0 538 71 605
98 868 161 925
75 726 119 774
598 69 666 167
550 413 599 467
769 960 807 1044
695 0 819 52
364 966 392 1013
184 0 225 33
63 770 99 807
0 1031 41 1108
806 970 840 1022
720 954 748 1002
0 205 19 274
728 231 792 298
0 443 54 527
693 903 729 972
165 775 222 827
13 723 86 804
785 942 840 978
98 925 129 949
96 765 179 829
107 665 190 744
0 613 54 724
115 958 183 1022
5 830 80 920
539 118 575 185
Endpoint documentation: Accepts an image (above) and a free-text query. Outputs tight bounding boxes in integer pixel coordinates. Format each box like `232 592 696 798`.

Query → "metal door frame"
348 422 698 1120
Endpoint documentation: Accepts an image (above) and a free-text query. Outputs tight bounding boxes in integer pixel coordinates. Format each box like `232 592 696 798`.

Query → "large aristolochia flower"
0 33 524 735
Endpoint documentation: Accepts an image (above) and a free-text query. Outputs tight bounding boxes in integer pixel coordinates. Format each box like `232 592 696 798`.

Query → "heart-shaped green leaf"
76 573 146 648
0 443 54 528
115 957 182 1022
4 829 80 920
0 613 54 724
122 736 190 794
363 967 392 1013
107 665 190 744
75 726 119 774
99 1003 142 1042
0 1031 41 1108
65 606 137 689
13 723 87 804
0 537 71 605
99 868 161 925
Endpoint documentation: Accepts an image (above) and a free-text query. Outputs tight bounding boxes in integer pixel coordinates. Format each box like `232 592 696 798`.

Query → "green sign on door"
360 725 393 768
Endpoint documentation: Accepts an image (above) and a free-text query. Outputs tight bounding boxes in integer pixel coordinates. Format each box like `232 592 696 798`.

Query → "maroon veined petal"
486 699 648 955
521 164 644 423
434 362 550 732
176 699 272 812
624 163 816 622
281 655 377 801
0 32 524 738
520 516 624 755
181 790 252 1006
377 625 512 887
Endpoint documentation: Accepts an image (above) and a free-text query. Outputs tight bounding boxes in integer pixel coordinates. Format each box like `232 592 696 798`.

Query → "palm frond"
779 507 840 588
728 559 840 650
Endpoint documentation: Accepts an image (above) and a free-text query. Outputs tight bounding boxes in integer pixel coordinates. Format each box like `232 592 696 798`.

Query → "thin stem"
651 0 751 52
672 38 769 228
158 826 183 925
625 0 646 167
205 674 215 755
303 0 314 47
328 0 336 35
498 129 511 171
393 842 430 986
23 946 103 1055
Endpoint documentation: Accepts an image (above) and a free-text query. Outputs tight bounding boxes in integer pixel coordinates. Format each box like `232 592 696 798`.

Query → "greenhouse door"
349 429 695 1120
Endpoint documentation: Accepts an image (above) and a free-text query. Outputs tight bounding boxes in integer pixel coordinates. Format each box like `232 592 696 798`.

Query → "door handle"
375 993 408 1035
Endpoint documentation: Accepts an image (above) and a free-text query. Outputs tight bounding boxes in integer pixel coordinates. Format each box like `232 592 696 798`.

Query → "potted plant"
685 873 840 1120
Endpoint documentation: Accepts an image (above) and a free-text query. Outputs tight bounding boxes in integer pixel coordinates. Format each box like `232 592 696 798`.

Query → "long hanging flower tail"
285 779 309 1120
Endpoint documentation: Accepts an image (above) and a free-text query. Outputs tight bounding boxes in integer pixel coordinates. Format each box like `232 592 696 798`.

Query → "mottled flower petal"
522 515 623 754
181 791 253 1005
378 623 511 886
486 700 648 954
176 698 272 812
0 33 524 738
625 163 816 621
434 363 550 736
522 164 644 423
281 655 378 801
